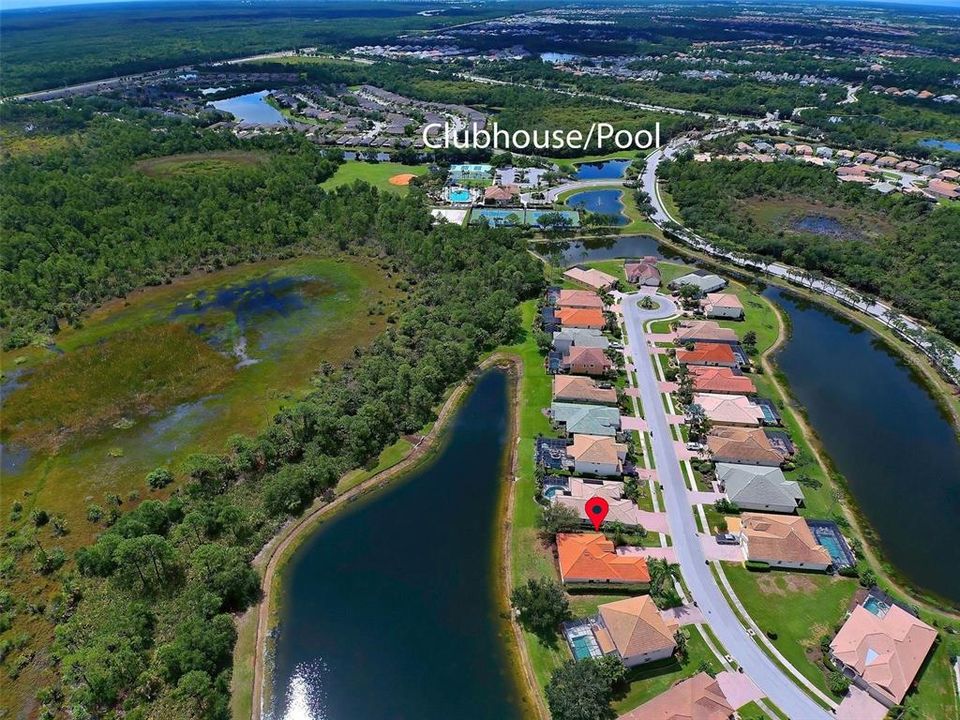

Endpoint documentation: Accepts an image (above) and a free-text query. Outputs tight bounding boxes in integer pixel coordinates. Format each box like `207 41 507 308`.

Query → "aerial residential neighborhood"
2 1 958 719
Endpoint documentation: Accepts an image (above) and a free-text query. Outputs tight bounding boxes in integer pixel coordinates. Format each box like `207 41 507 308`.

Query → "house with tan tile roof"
553 375 618 406
557 288 604 310
566 434 627 476
738 513 831 570
597 596 677 667
675 321 739 344
565 266 618 291
556 533 650 585
676 343 738 369
617 671 734 720
707 428 784 466
688 366 756 395
557 307 606 330
552 477 645 527
925 179 959 200
562 346 613 376
625 259 661 287
829 604 937 707
699 293 744 320
693 393 765 427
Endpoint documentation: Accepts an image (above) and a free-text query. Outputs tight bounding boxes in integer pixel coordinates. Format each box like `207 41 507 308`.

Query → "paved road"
641 138 960 381
621 292 833 720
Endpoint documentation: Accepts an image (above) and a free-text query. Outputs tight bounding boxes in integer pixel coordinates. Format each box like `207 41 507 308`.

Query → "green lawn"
581 259 627 284
722 563 857 700
737 700 774 720
320 161 428 194
611 630 718 713
655 261 693 289
902 638 960 720
497 300 564 687
338 437 414 493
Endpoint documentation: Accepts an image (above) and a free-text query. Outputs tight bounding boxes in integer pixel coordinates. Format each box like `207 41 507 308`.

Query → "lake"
567 189 629 225
268 370 526 719
537 234 681 266
919 138 960 153
768 288 960 603
210 90 288 126
574 158 631 180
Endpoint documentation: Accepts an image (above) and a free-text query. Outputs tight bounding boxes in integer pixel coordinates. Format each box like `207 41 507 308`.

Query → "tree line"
660 156 960 343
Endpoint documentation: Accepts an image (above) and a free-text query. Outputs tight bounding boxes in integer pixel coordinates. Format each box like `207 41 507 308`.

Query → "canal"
768 289 960 603
268 370 526 720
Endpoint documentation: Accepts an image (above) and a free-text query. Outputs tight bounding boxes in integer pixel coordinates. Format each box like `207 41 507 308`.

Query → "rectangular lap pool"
562 619 603 661
807 520 855 569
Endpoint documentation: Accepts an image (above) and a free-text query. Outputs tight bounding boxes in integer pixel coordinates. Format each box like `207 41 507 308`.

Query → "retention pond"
268 370 526 719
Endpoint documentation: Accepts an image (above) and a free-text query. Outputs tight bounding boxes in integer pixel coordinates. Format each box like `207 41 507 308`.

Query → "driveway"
715 671 764 709
836 686 888 720
700 536 745 562
662 604 704 626
621 292 832 720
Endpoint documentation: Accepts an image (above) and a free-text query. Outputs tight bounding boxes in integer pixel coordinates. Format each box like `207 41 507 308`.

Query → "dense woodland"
0 113 543 718
0 111 341 347
660 157 960 343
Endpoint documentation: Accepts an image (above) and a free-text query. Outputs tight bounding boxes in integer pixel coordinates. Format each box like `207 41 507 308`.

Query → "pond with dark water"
768 288 960 603
268 370 526 719
574 158 631 180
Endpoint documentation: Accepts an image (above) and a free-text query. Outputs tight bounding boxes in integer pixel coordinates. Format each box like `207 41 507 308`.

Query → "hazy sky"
2 0 959 11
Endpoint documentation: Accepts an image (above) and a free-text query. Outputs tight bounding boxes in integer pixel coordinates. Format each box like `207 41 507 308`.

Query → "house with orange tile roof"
738 513 831 570
699 293 744 320
856 151 878 164
676 343 738 368
553 375 618 406
557 288 604 310
675 321 739 344
557 307 606 330
693 393 765 427
556 533 650 585
707 428 784 466
829 603 937 707
596 596 677 666
564 266 618 291
566 434 627 476
688 366 756 395
937 168 960 181
617 672 734 720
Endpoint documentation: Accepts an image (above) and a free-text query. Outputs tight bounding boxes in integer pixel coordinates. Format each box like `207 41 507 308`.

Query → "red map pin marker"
585 496 610 531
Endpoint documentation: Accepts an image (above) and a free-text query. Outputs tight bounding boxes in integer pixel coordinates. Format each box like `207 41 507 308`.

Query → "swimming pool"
863 595 890 618
543 483 568 499
448 188 471 203
808 521 855 568
562 621 603 661
758 404 778 423
570 634 597 660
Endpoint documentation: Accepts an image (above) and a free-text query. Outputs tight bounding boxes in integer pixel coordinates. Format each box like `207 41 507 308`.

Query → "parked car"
685 441 705 451
716 533 739 545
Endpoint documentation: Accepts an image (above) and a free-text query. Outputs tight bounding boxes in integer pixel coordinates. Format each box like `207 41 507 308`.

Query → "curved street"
641 139 960 381
619 291 833 720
